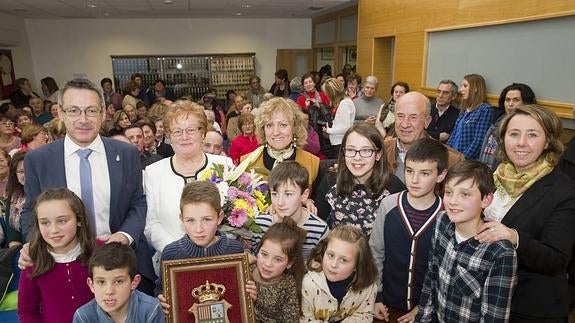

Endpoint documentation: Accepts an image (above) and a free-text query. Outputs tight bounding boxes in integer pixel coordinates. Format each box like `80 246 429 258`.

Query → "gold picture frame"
162 253 255 323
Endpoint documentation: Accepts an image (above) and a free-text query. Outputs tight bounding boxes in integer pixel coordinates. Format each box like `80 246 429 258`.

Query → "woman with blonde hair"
239 97 319 187
322 78 356 159
447 73 493 159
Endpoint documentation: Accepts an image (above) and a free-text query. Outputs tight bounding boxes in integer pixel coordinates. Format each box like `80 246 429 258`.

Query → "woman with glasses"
0 115 20 154
8 124 49 156
238 97 319 188
325 123 405 236
143 100 234 275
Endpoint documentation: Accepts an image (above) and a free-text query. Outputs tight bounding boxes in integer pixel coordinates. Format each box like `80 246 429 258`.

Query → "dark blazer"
501 167 575 318
21 138 154 281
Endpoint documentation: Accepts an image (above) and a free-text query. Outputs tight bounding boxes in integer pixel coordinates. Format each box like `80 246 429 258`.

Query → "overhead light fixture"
87 4 97 8
164 0 173 4
234 12 243 16
241 4 251 8
103 12 110 16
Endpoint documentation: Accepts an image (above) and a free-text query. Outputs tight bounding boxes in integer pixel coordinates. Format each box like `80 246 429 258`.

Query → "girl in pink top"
18 188 97 323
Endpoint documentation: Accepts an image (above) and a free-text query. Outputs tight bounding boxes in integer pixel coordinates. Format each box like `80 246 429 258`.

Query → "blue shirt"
73 289 164 323
447 103 493 160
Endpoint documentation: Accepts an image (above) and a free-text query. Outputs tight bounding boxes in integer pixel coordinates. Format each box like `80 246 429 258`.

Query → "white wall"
0 12 35 96
25 18 312 92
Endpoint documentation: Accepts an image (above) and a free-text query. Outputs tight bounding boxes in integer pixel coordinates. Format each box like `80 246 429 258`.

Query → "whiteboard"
425 15 575 103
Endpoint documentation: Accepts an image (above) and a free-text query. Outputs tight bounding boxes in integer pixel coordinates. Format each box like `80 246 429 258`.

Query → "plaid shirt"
447 103 493 160
417 212 517 323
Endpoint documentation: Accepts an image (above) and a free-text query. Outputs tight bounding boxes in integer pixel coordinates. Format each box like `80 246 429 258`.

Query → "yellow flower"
233 199 254 218
256 199 269 213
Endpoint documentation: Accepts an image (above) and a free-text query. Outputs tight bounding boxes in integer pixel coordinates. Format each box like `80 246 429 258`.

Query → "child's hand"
303 199 317 215
17 243 33 270
397 306 418 323
373 302 389 321
158 294 171 316
245 280 257 301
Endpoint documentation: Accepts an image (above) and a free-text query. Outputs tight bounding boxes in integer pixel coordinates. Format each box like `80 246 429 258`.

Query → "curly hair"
254 97 308 148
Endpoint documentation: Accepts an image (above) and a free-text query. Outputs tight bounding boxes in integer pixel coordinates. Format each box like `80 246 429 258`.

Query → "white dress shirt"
64 135 112 238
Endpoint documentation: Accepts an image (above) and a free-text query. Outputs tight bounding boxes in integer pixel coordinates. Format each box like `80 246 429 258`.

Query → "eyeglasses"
0 121 14 126
343 148 378 158
171 127 202 137
61 106 102 118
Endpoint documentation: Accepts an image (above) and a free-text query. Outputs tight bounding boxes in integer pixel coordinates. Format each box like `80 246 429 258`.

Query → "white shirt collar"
64 134 105 157
49 242 82 263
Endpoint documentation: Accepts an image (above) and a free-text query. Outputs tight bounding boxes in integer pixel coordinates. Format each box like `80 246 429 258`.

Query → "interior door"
276 49 313 81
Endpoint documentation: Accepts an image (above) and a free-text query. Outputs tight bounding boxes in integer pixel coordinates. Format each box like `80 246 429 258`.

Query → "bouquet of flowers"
199 163 270 238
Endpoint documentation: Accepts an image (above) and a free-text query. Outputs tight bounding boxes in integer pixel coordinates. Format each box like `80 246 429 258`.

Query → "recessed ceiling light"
241 4 251 8
164 0 173 4
87 4 97 8
103 13 110 16
234 12 243 16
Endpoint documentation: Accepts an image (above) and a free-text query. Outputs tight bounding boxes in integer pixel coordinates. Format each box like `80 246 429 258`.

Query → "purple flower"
238 173 251 186
228 187 239 200
257 183 269 192
228 208 248 227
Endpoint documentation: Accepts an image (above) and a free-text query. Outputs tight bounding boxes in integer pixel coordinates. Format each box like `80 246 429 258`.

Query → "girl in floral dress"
326 124 404 236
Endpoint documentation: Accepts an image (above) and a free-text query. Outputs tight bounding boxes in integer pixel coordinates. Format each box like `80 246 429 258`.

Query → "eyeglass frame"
343 148 379 158
170 126 203 137
60 106 103 118
0 121 15 126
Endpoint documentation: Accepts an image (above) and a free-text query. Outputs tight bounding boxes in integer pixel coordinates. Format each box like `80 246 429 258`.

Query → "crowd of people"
0 63 574 323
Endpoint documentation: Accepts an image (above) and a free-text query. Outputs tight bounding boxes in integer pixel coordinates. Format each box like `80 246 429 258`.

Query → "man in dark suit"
20 78 155 294
427 80 460 143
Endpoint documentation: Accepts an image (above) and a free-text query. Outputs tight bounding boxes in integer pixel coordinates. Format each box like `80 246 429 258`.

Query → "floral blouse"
326 185 390 237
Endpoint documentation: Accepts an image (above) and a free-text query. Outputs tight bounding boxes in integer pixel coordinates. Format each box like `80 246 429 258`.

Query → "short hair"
346 72 362 85
124 80 140 94
100 77 113 87
405 137 449 173
136 119 156 135
0 113 11 123
136 101 148 109
462 74 487 110
290 76 303 93
390 81 410 96
249 75 261 84
237 113 255 132
496 104 563 167
268 161 309 193
21 124 45 144
14 78 29 89
306 225 378 292
57 78 105 109
180 181 221 213
130 73 143 81
337 123 391 198
15 109 33 121
164 100 207 137
89 242 137 279
300 73 314 86
497 83 537 109
40 77 59 94
438 80 458 97
274 69 288 82
254 97 308 148
148 102 170 121
122 123 143 136
364 75 379 87
444 160 495 198
153 79 166 87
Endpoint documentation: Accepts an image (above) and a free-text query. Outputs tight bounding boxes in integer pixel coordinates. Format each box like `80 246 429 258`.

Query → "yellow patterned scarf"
494 159 553 198
266 145 295 168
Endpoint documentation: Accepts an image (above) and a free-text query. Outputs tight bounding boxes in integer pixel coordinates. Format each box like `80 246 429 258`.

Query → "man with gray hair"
427 80 459 142
353 75 384 123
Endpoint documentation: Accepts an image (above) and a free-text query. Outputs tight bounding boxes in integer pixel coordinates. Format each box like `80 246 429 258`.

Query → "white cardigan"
325 98 356 145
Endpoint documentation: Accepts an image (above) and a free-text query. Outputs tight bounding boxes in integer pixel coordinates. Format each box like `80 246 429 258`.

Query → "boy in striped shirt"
251 161 328 260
